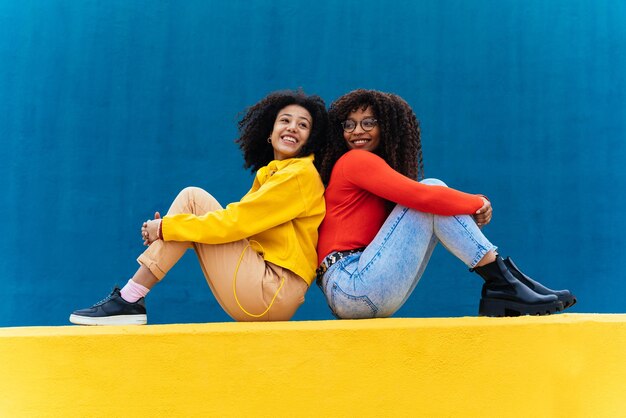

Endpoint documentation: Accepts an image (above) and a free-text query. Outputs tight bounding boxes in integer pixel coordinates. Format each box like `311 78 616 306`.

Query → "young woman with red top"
316 89 575 318
70 90 328 325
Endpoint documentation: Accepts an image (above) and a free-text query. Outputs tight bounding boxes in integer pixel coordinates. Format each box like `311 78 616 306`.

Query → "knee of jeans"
421 178 447 187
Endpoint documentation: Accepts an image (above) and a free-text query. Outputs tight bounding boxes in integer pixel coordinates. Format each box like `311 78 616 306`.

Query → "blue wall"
1 0 624 326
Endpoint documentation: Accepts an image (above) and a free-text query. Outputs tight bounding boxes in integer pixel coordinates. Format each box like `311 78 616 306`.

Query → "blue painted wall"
1 0 624 326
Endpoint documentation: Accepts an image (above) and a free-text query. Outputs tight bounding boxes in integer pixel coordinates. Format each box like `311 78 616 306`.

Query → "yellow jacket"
161 155 325 284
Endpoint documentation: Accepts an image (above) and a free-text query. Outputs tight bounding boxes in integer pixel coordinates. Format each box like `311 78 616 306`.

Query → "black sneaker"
69 287 147 325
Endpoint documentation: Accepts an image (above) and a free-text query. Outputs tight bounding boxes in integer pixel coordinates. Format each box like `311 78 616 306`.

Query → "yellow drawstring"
233 240 285 318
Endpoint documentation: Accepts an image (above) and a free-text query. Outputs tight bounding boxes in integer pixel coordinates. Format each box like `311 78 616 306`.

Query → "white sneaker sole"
69 314 147 326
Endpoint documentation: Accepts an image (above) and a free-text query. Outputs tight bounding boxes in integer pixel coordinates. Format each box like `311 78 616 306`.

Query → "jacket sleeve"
161 165 308 244
341 150 484 215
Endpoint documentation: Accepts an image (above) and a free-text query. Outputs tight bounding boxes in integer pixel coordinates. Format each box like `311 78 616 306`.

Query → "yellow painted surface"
1 314 625 418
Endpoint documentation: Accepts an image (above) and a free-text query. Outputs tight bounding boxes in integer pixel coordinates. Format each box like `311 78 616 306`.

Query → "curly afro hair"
236 90 328 172
318 89 424 184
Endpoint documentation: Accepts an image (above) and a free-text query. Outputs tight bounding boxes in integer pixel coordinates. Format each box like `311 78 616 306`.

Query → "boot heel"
479 298 564 317
479 298 510 317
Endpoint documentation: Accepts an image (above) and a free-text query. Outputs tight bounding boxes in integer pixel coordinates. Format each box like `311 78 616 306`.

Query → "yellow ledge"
1 314 625 418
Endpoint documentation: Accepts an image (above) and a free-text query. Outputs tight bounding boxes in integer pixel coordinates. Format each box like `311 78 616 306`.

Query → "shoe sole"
479 298 564 317
69 314 147 326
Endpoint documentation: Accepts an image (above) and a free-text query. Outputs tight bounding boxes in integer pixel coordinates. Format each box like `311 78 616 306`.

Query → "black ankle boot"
472 256 563 317
504 257 577 309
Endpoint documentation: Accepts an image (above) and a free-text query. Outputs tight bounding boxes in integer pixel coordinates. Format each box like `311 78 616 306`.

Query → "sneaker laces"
92 287 120 307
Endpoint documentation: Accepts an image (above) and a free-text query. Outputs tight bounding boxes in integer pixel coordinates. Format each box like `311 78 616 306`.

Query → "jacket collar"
258 154 314 181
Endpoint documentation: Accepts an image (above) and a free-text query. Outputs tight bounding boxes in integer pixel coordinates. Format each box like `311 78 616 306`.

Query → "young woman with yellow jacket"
70 90 327 325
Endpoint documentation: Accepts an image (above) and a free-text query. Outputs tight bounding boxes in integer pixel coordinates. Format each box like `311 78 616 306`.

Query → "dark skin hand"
141 212 162 246
474 197 492 227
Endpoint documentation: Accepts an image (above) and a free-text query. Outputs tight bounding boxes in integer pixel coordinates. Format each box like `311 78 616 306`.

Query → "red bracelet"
158 221 163 240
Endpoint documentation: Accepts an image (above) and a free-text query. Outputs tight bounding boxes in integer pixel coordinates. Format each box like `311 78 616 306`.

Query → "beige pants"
137 187 309 322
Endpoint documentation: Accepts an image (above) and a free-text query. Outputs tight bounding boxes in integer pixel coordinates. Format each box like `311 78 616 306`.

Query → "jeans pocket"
329 282 378 319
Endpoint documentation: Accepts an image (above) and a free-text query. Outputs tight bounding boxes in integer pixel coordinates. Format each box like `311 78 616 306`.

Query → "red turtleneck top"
317 150 485 264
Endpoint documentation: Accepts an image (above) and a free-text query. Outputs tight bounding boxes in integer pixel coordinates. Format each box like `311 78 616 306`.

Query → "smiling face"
343 106 380 152
269 104 313 161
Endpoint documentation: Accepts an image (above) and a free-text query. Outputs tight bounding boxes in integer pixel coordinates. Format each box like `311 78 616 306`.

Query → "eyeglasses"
341 118 378 133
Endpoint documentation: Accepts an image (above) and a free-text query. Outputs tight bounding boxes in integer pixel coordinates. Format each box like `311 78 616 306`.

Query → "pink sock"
120 279 150 303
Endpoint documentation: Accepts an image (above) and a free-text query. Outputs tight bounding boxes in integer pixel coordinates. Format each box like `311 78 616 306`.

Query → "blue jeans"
318 178 497 319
